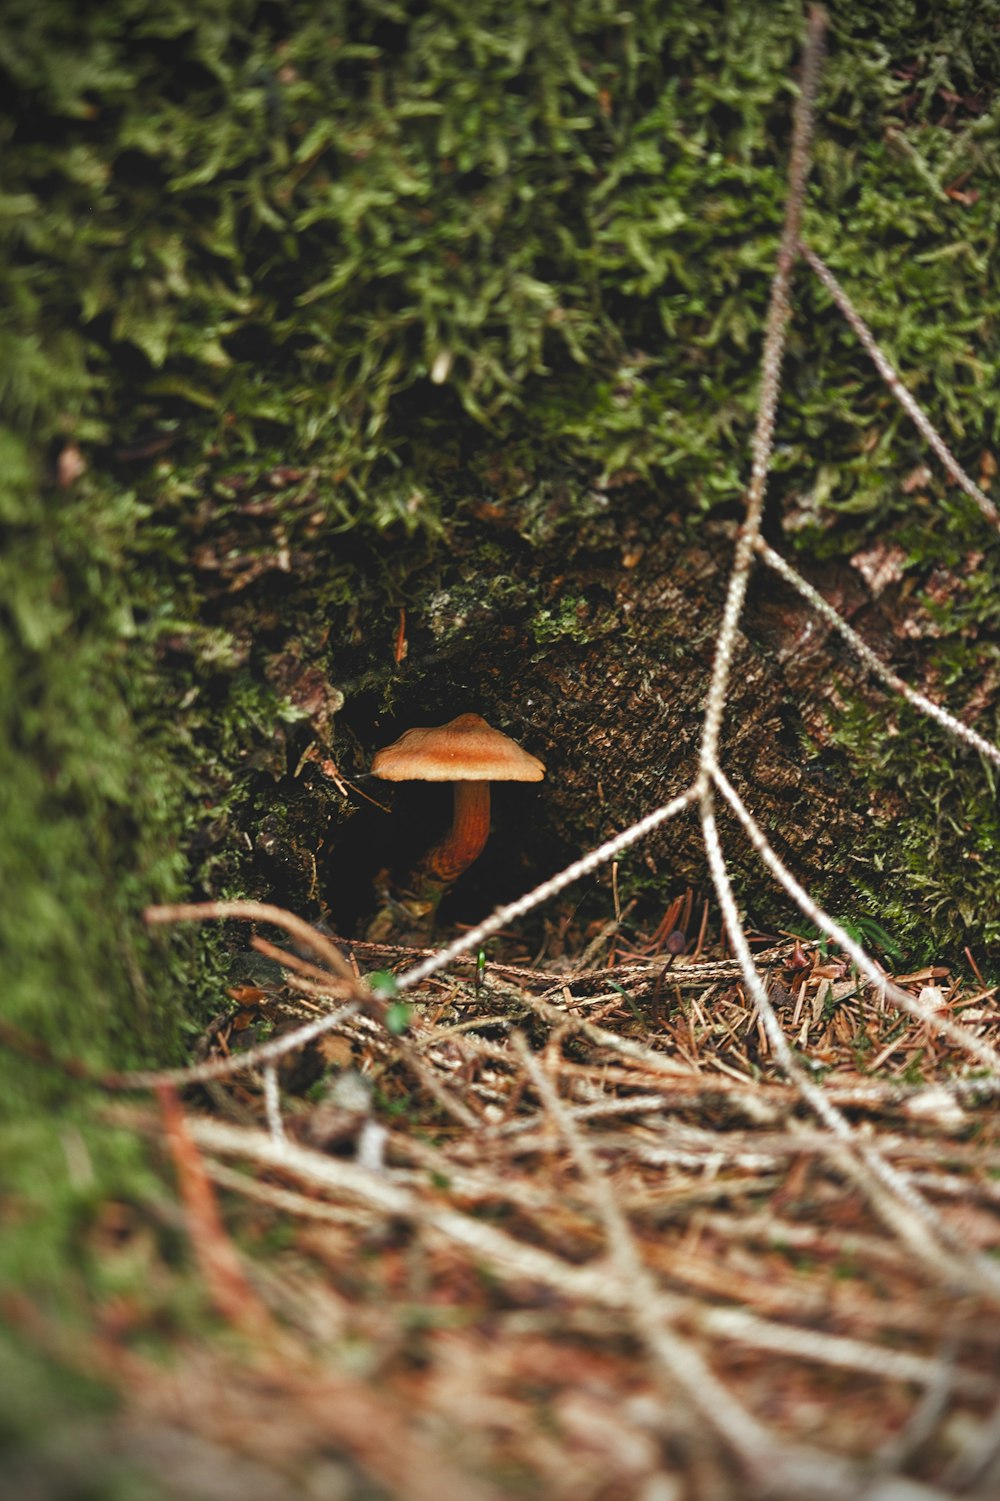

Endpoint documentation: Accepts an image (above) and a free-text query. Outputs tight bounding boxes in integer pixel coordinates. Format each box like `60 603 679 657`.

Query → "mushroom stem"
422 782 491 884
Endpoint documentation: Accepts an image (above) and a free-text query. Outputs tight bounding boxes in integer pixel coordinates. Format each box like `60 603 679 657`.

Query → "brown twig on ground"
156 1082 274 1338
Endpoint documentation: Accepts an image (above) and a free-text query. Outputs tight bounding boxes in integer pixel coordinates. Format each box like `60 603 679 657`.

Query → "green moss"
2 0 993 505
830 698 1000 953
528 594 594 645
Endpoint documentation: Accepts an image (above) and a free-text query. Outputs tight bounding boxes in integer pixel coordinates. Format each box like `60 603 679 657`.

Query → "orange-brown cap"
371 713 545 783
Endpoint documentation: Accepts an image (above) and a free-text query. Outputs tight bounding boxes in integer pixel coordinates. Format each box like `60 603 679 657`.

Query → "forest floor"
9 896 1000 1501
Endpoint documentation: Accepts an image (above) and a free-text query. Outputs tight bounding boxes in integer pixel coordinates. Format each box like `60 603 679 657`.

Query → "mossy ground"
2 0 1000 1474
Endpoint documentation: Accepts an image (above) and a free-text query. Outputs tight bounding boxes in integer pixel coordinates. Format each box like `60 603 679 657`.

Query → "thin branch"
800 240 1000 532
393 784 700 993
701 1308 987 1399
700 798 997 1297
115 1001 360 1090
757 538 1000 768
711 764 1000 1077
700 4 826 771
157 1085 274 1336
145 899 360 982
262 1064 286 1150
514 1033 776 1472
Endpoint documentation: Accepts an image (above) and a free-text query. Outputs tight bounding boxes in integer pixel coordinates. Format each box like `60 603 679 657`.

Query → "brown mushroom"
371 713 545 885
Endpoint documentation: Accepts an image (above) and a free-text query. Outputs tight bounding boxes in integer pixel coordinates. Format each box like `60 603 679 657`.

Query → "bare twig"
515 1032 776 1473
800 240 1000 532
699 3 826 774
145 899 360 981
157 1084 273 1336
711 766 1000 1077
756 538 1000 769
262 1064 286 1150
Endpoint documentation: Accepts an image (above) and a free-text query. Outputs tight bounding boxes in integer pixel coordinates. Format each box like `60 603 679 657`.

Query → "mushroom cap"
371 713 545 783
